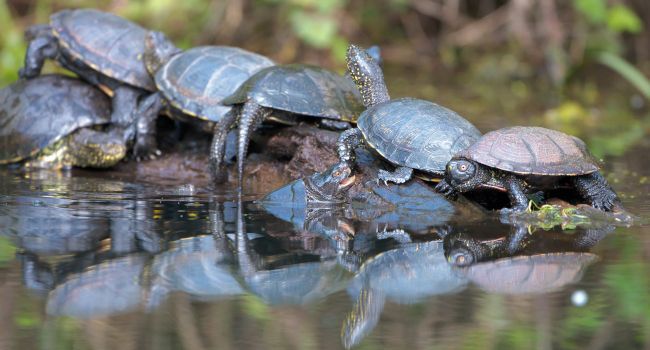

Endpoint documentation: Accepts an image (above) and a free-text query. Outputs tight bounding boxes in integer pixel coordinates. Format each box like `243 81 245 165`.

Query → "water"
0 141 649 349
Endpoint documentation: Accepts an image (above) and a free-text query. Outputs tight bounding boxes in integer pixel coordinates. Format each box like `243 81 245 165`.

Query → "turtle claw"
434 180 458 200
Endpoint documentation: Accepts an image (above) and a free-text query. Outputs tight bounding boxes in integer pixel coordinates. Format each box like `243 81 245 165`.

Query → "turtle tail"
346 44 390 108
237 101 270 188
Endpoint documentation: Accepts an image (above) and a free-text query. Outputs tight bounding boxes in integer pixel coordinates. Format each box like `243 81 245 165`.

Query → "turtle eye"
333 170 341 178
459 164 468 172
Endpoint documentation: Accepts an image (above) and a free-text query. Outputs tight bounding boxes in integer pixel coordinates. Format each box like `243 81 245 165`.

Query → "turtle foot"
434 180 458 200
377 166 413 186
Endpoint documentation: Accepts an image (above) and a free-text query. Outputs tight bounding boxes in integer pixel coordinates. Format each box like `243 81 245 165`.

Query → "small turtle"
136 31 275 162
336 45 482 185
218 48 382 185
19 9 154 153
0 75 126 168
437 126 621 212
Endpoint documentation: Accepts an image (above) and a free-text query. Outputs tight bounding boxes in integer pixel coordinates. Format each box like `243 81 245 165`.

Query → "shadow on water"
0 139 648 350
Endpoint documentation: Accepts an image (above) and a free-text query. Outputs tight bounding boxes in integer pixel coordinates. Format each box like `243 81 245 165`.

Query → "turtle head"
143 31 181 74
346 44 390 108
445 158 488 193
304 162 356 203
66 128 127 168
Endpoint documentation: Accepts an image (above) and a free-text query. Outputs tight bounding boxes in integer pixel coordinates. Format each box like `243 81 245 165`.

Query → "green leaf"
289 11 338 48
573 0 607 24
606 4 643 33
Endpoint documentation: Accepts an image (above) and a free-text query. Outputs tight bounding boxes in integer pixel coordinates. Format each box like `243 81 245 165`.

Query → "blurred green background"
2 0 650 157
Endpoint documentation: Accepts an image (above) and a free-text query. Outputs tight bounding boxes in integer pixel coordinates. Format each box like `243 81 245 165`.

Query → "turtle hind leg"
237 101 271 188
336 128 364 164
574 172 621 211
210 109 238 184
133 91 163 160
378 166 413 185
19 25 59 79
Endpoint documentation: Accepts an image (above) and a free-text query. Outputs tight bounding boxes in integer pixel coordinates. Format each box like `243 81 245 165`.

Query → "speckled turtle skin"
0 75 111 164
358 98 481 176
155 46 275 122
223 64 363 121
336 44 481 186
48 9 154 91
457 126 599 176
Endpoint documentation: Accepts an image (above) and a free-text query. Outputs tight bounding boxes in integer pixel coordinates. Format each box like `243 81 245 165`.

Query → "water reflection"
0 165 644 349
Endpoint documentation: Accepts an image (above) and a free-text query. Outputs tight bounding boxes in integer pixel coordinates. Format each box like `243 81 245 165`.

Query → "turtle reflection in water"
234 198 351 305
341 240 467 349
45 253 150 318
443 225 606 294
147 231 243 308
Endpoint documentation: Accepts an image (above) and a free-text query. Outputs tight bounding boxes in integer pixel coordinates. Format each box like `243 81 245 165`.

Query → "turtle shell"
155 46 274 122
358 98 482 176
51 9 155 91
457 126 599 176
0 75 111 164
223 64 364 121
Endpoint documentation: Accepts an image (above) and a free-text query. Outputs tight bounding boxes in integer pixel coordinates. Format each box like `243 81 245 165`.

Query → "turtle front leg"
504 175 529 212
132 92 163 160
377 166 413 185
337 128 364 164
237 101 271 187
574 171 621 211
435 179 458 200
210 109 238 184
19 25 59 79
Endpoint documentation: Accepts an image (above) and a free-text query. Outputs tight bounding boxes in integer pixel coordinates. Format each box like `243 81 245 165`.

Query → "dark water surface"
0 139 649 350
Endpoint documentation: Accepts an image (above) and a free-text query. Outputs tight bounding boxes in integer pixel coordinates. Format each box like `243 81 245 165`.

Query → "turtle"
218 47 383 185
135 31 275 163
436 126 622 212
0 74 126 168
19 8 155 154
336 44 482 185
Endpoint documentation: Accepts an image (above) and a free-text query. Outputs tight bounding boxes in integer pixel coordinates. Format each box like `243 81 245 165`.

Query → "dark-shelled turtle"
136 31 275 161
217 48 382 185
336 44 481 185
0 74 126 168
19 9 155 152
436 126 621 212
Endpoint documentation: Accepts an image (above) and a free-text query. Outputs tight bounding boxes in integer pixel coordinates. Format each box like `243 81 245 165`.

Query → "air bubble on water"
571 290 588 307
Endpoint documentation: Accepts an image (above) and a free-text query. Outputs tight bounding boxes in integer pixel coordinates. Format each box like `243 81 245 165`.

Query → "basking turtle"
337 45 481 184
437 126 621 212
136 31 275 163
19 9 154 153
218 48 383 185
0 74 126 168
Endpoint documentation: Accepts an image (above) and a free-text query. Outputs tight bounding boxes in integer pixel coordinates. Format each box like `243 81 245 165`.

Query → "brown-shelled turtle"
336 45 482 185
217 47 383 185
0 74 126 168
135 31 275 164
436 126 621 212
19 8 155 154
